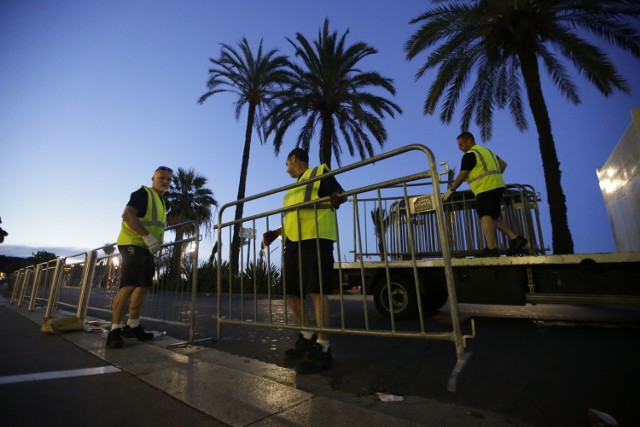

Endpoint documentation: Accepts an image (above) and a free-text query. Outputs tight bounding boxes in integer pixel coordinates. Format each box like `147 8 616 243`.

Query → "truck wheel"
373 273 418 320
421 283 448 313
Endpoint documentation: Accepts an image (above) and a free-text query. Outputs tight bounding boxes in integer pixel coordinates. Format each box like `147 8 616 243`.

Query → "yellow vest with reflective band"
466 145 505 195
283 164 337 243
117 186 166 247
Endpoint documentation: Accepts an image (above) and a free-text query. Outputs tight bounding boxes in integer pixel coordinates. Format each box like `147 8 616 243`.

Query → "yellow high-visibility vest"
282 164 337 242
466 145 505 195
117 186 166 247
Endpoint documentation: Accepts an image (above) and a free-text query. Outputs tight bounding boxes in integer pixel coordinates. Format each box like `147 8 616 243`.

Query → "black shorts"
118 245 155 288
283 239 336 297
475 187 505 219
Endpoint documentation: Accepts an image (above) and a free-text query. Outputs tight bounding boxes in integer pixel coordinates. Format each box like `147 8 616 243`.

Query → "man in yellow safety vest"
443 132 527 257
106 166 172 349
263 148 346 374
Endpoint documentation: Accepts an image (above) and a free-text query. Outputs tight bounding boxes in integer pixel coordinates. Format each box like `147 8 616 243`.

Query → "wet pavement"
2 290 639 426
1 295 536 427
187 299 640 427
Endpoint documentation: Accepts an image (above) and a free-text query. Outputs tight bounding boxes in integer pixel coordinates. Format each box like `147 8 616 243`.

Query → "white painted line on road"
0 366 121 385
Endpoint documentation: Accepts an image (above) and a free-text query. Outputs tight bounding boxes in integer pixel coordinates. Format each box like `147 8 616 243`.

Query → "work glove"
142 234 161 254
442 189 455 202
263 230 278 247
330 191 347 209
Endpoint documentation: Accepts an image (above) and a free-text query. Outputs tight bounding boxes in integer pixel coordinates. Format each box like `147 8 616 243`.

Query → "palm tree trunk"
517 47 574 254
320 113 333 167
230 102 257 274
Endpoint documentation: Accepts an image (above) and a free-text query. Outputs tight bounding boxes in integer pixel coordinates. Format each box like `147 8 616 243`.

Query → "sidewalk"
0 297 532 426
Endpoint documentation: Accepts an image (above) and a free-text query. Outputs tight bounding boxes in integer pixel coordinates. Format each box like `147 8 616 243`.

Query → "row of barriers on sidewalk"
7 144 545 391
8 221 201 343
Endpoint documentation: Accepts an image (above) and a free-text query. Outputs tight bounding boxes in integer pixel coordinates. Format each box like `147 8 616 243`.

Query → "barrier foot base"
447 351 472 392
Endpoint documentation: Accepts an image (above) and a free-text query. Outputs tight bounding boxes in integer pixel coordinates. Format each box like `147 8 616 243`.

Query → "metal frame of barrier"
214 144 471 391
6 221 201 344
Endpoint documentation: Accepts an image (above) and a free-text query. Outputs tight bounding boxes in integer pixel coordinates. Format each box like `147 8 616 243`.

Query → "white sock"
127 319 140 328
111 324 122 331
301 331 314 340
316 339 330 352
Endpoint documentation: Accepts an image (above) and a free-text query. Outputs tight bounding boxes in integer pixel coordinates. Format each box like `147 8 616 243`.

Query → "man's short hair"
457 131 475 143
287 147 309 164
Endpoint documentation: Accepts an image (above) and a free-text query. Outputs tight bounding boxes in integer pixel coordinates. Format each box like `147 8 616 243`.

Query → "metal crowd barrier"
214 144 471 391
7 221 200 343
355 183 545 260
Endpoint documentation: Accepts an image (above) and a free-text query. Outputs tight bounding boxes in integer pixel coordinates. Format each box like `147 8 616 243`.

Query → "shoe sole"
508 239 528 255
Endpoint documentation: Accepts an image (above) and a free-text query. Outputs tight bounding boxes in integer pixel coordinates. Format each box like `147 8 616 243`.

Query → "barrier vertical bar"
77 250 98 319
27 263 44 311
44 259 65 319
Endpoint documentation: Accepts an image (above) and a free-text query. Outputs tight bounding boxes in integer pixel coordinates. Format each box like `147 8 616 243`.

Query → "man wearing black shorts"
262 148 346 374
106 166 172 349
443 132 527 257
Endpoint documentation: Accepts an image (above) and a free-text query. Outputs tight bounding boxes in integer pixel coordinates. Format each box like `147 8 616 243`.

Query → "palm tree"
164 168 218 282
199 38 290 274
405 0 640 254
165 167 218 239
265 18 402 168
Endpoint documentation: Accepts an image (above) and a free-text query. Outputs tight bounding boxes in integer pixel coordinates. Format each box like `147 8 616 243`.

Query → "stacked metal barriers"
376 184 545 260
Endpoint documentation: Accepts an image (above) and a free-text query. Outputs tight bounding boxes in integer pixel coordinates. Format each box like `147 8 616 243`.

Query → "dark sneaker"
285 333 317 360
106 328 123 349
477 247 500 257
508 236 528 255
295 344 333 374
122 325 154 341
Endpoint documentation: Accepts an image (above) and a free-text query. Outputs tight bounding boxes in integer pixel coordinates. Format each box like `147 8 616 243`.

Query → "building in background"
597 108 640 252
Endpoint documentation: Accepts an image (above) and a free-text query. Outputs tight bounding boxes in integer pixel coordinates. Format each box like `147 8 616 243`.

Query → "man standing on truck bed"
443 131 527 257
263 147 346 374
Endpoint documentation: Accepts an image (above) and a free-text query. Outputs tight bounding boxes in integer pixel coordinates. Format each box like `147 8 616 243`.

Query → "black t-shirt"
319 175 344 197
126 187 167 218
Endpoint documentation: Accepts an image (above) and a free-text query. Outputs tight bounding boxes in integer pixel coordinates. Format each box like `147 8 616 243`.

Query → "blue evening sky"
1 0 638 259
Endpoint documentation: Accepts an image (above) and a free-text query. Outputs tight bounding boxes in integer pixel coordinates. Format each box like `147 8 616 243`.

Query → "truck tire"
421 282 448 312
373 273 418 320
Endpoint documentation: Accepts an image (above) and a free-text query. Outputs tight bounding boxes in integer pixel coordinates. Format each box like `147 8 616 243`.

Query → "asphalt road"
82 293 640 427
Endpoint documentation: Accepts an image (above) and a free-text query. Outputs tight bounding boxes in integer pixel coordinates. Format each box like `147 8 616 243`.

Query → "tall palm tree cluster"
200 18 402 272
200 4 639 264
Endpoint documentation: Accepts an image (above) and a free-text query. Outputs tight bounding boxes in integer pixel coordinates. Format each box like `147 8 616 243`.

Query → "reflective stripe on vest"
283 164 337 242
466 146 505 195
117 186 166 247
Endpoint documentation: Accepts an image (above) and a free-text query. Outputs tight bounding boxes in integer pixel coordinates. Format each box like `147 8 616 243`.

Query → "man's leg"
111 286 134 327
295 292 333 374
480 215 498 249
287 294 304 325
494 218 518 240
107 286 134 348
285 294 316 360
309 293 329 341
128 286 149 320
495 219 528 254
121 286 154 341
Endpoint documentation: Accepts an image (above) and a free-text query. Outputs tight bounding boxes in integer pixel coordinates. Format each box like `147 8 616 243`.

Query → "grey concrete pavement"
0 297 531 427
